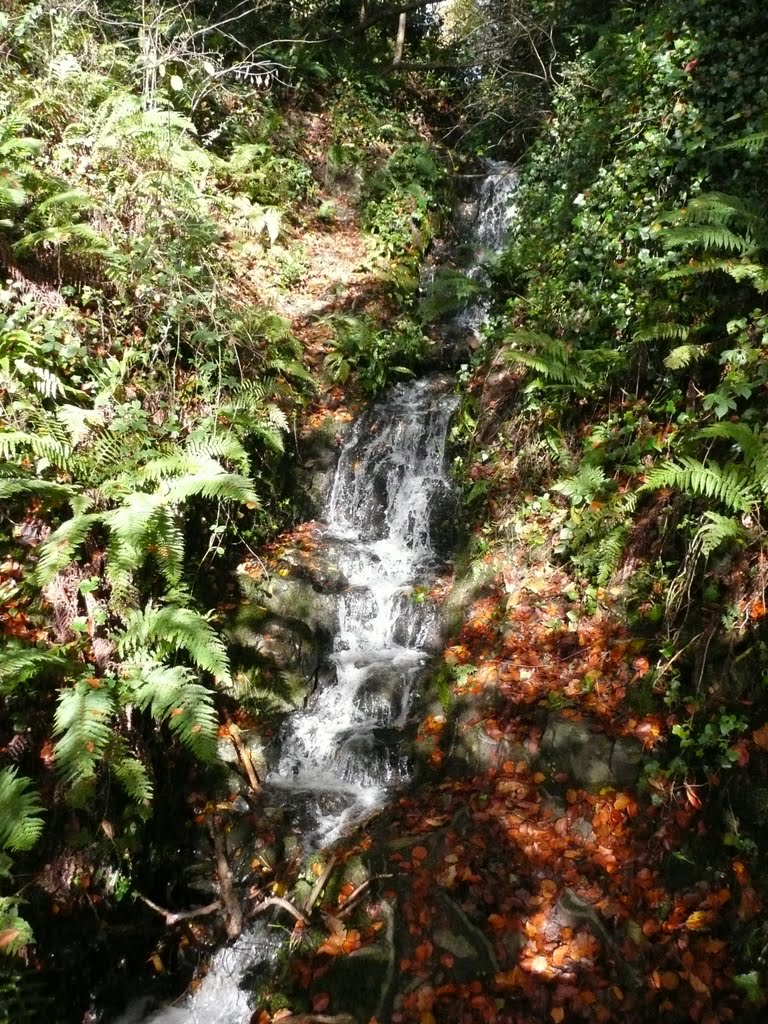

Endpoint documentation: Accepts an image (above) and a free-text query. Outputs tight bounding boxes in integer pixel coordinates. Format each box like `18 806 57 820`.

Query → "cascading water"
451 160 518 340
121 162 516 1024
266 377 458 846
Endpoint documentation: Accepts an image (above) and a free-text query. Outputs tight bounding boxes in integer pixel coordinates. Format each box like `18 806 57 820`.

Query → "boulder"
539 713 643 789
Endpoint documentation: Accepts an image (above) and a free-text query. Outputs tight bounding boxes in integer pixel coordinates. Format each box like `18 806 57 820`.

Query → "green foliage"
0 769 43 854
641 458 754 513
53 682 116 787
323 313 427 396
126 662 218 764
0 770 44 957
118 604 231 685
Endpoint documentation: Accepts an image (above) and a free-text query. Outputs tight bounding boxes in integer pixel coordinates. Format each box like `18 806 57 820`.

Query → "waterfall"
266 376 458 846
451 160 518 341
119 162 517 1024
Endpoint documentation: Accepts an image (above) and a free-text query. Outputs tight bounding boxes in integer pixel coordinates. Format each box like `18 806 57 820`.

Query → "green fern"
664 260 768 292
554 464 607 505
641 457 754 512
633 322 690 344
0 643 67 695
53 681 116 785
503 330 585 387
110 742 153 805
0 900 35 957
0 769 43 853
694 512 748 559
664 344 708 370
696 423 768 496
125 662 218 762
33 513 102 587
0 431 74 472
118 604 231 685
661 225 750 253
0 477 89 514
596 525 630 584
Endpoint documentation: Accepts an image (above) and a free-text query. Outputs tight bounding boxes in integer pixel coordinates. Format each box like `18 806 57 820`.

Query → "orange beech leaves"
257 558 761 1024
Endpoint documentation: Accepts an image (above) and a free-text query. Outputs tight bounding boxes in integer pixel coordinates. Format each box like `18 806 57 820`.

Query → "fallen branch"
136 893 221 927
209 818 244 940
226 718 262 796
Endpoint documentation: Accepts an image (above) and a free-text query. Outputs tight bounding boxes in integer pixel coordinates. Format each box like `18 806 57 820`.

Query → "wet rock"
263 576 338 637
427 480 463 558
355 665 407 722
298 417 349 517
226 607 320 709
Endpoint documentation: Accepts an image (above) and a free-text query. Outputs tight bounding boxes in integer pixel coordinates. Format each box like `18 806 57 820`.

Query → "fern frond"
125 662 218 762
0 769 43 852
695 512 748 559
56 405 106 447
266 357 316 387
504 330 571 360
641 457 754 512
508 351 570 380
165 468 259 506
596 526 629 585
119 605 231 684
717 131 768 154
633 322 690 343
0 898 35 956
554 464 607 504
664 344 707 369
15 222 108 255
0 477 89 514
33 513 102 586
665 259 768 292
102 493 164 604
250 422 284 454
54 681 116 785
0 430 74 471
0 643 67 695
696 422 763 461
186 436 250 474
110 742 153 804
662 226 751 253
34 189 93 216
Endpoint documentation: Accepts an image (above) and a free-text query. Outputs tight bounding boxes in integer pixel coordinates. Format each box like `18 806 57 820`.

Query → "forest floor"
247 541 759 1023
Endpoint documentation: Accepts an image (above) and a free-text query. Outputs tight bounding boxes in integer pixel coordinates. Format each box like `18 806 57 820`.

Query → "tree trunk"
394 11 407 63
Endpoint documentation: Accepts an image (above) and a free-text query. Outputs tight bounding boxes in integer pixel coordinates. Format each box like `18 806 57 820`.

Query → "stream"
116 161 518 1024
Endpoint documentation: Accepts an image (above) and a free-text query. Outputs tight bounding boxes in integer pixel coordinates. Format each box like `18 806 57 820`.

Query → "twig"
304 853 337 916
252 895 308 924
136 892 221 927
337 874 393 920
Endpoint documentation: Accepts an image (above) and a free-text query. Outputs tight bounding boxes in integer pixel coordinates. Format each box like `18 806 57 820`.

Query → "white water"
452 160 518 339
267 376 458 845
119 162 516 1024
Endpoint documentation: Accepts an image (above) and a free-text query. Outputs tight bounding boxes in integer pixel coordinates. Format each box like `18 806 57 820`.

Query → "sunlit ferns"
0 769 44 956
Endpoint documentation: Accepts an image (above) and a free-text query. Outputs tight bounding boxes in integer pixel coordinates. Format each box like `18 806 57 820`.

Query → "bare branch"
136 892 221 926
